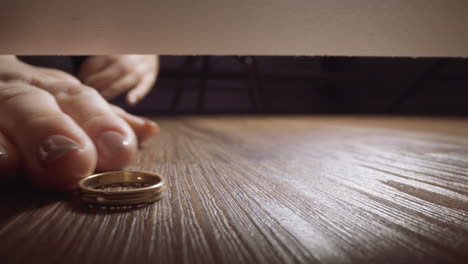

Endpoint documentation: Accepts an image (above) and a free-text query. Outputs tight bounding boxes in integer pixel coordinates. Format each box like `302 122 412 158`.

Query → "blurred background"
19 56 468 116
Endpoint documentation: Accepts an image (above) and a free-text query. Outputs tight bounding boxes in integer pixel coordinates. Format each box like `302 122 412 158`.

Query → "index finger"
77 56 112 81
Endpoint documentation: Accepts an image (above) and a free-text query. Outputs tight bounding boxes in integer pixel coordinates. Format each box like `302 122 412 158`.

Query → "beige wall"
1 0 468 57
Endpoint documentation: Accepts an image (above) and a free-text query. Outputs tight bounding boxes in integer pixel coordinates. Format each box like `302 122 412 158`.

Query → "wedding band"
78 171 166 205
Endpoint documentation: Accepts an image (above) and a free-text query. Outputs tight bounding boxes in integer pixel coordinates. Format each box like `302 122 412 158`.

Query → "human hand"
78 55 158 104
0 56 159 190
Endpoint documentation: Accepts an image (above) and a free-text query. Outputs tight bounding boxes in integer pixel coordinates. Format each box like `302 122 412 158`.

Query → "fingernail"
97 131 130 158
39 135 81 162
0 144 8 159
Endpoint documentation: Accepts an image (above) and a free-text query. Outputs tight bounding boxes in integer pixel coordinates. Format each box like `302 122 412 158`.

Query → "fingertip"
95 130 137 171
126 90 143 105
110 106 160 144
136 119 160 146
126 93 138 105
144 119 160 135
31 135 97 191
128 74 155 105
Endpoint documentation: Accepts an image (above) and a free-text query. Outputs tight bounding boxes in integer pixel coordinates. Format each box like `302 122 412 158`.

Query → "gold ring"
78 171 166 205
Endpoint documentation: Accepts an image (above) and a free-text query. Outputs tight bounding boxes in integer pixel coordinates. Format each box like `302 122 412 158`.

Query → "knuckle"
52 83 99 100
0 72 31 84
81 87 101 98
80 111 119 133
0 83 52 105
44 80 81 95
24 112 64 129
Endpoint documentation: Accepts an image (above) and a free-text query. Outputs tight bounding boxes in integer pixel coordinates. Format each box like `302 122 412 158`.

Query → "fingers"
110 105 160 145
77 56 112 81
101 73 141 100
126 72 156 105
81 60 124 94
41 81 138 171
126 55 159 105
0 81 97 190
81 59 140 101
78 55 158 104
0 131 19 183
36 67 82 85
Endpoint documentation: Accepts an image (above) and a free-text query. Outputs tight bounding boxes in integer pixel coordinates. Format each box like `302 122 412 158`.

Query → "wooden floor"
0 116 467 264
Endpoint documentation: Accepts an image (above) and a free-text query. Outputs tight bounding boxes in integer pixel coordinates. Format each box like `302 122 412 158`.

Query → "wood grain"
0 116 467 264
